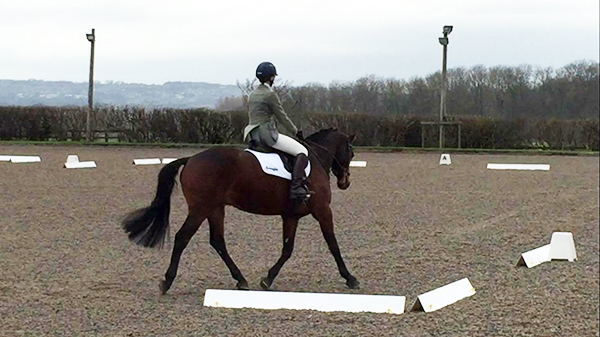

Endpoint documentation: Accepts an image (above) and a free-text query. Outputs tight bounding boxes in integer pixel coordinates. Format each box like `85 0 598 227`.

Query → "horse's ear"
348 134 356 143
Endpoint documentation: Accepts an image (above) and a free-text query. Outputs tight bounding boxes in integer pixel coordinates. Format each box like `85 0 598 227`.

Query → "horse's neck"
307 140 335 174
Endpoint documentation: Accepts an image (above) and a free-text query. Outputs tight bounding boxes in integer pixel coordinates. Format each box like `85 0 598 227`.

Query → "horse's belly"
226 177 296 216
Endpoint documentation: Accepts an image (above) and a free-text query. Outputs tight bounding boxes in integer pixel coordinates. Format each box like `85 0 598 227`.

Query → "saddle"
248 140 296 173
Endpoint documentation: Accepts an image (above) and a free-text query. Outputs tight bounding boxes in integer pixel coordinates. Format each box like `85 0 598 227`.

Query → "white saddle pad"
245 149 311 181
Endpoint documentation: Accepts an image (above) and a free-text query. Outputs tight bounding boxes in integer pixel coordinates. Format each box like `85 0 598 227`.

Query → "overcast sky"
1 0 598 86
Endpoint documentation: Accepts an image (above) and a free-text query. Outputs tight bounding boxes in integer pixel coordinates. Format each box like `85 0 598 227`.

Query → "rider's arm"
269 92 298 136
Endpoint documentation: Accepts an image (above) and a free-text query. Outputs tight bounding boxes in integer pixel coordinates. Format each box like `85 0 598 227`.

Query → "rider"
243 61 315 203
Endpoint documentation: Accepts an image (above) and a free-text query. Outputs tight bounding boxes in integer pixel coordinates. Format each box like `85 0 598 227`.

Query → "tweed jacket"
243 84 298 146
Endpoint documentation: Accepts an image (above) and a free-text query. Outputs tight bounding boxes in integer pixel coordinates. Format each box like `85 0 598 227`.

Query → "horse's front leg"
312 206 360 289
260 216 299 290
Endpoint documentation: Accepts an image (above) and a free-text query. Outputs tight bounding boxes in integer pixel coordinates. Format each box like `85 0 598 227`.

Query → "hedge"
0 106 597 150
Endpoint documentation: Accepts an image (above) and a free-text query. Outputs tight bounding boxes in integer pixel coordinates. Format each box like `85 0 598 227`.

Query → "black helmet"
256 62 277 81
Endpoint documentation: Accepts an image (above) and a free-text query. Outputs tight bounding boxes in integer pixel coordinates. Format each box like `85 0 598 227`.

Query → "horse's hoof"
346 277 360 290
260 277 273 290
158 280 169 295
236 280 250 290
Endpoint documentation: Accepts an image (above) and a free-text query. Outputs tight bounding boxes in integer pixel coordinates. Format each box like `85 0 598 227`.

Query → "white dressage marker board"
517 232 577 267
65 161 97 169
548 232 577 262
66 155 79 163
350 161 367 167
162 158 177 164
203 289 406 314
517 244 551 268
411 278 476 313
10 156 41 163
439 154 451 165
133 158 162 165
487 163 550 171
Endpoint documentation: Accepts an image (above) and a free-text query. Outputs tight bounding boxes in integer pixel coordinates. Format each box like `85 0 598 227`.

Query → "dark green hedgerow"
0 106 597 150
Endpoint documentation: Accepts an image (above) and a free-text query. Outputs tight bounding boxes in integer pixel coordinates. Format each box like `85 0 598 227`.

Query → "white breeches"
272 134 308 156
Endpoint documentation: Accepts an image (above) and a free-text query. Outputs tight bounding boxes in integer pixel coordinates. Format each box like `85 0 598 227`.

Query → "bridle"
302 138 350 178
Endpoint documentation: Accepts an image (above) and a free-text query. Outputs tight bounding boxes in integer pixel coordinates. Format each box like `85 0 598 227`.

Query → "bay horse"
122 128 360 294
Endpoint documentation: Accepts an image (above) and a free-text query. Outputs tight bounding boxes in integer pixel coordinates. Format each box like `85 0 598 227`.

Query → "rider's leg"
271 134 308 156
271 134 314 201
289 153 314 201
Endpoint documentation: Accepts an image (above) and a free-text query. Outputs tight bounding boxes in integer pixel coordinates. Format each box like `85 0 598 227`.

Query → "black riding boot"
290 153 315 203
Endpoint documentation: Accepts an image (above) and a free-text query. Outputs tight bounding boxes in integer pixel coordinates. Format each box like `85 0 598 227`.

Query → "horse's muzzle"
337 175 351 190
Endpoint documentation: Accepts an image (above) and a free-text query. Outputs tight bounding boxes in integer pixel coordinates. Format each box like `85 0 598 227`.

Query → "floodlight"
86 34 94 42
443 25 453 34
438 37 448 45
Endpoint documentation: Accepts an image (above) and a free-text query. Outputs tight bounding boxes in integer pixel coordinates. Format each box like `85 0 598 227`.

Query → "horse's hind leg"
312 206 360 289
208 207 249 290
160 213 206 295
260 216 299 290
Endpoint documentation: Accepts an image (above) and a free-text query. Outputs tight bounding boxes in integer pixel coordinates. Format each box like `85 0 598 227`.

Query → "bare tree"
234 61 598 120
215 96 245 111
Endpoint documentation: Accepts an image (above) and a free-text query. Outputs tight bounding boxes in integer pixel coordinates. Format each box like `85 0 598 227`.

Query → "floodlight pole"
86 28 95 141
439 40 447 148
438 26 452 149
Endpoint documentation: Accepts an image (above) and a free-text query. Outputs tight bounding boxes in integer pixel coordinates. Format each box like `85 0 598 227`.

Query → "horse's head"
306 128 356 190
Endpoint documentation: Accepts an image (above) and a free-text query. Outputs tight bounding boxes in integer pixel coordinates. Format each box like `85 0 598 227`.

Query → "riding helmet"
256 62 277 81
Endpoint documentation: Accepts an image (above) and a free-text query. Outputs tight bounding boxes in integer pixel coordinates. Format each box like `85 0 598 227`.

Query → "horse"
122 128 360 294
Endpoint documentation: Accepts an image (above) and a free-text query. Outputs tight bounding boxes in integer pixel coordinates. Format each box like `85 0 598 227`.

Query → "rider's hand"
296 130 304 140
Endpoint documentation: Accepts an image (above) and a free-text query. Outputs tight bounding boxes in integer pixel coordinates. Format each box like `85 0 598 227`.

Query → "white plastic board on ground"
350 161 367 167
487 163 550 171
0 155 12 162
411 278 476 313
549 232 577 262
64 161 97 169
10 156 41 163
517 231 577 267
133 158 162 165
162 158 177 164
203 289 406 314
517 244 551 268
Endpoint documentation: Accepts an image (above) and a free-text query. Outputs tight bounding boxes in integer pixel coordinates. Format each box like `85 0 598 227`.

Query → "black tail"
122 157 190 248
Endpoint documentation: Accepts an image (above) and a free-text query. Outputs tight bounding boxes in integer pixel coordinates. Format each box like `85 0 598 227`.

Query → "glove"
296 130 304 140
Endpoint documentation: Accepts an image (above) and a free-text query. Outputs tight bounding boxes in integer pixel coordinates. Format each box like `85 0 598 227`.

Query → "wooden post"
438 26 452 149
458 123 461 149
439 38 448 149
87 29 95 142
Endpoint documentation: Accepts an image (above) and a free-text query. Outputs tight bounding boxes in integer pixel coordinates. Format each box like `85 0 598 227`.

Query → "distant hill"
0 79 242 108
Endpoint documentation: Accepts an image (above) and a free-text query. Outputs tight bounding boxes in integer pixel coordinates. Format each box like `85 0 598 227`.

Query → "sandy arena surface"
0 145 598 336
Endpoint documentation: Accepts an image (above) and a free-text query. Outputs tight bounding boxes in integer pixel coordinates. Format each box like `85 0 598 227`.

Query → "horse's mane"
306 128 338 143
303 128 339 175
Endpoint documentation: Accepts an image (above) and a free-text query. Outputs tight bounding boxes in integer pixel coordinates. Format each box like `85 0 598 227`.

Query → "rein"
302 138 347 176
